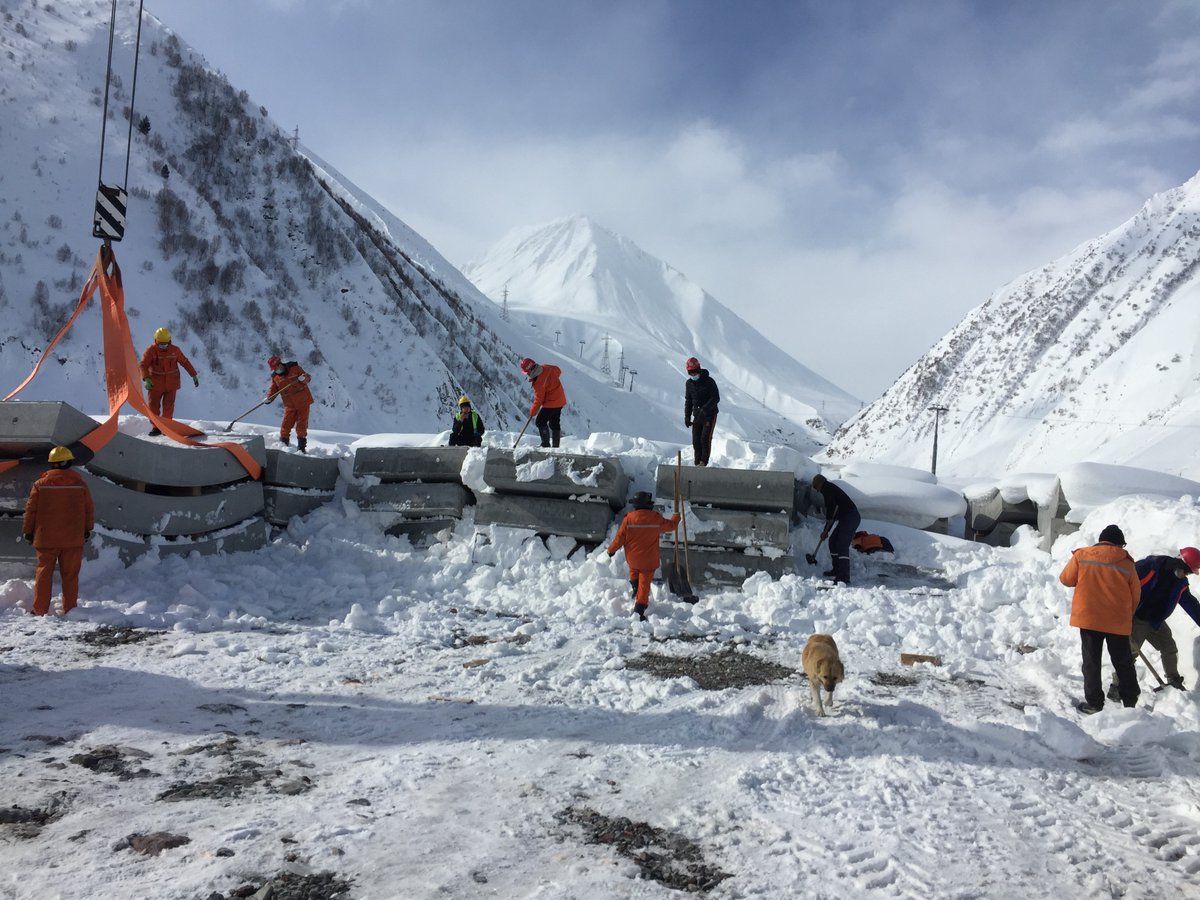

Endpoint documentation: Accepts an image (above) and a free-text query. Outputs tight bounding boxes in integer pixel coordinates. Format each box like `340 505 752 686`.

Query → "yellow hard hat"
48 446 74 463
458 395 471 406
154 327 171 343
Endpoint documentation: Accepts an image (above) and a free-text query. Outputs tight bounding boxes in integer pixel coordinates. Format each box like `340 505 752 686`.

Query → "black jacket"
1134 555 1200 629
449 410 485 447
817 480 858 522
684 370 720 422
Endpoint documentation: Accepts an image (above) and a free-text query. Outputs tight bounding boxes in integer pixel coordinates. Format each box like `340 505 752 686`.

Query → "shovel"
513 413 533 449
663 451 698 603
805 533 827 566
1139 650 1169 692
224 376 302 431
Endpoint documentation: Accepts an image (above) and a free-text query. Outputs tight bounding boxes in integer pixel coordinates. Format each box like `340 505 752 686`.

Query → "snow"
833 474 969 529
3 434 1200 899
1059 461 1200 523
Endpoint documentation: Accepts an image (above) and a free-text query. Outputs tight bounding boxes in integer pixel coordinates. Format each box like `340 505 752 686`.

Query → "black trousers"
691 414 716 466
536 407 562 447
1080 628 1139 708
828 510 861 584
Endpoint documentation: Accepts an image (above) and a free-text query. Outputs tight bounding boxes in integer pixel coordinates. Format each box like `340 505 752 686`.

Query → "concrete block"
676 507 790 549
1036 481 1074 552
483 449 628 508
263 486 334 525
348 482 473 518
353 446 468 483
656 464 794 514
659 545 793 587
93 516 271 565
0 401 97 455
0 461 46 513
81 470 265 537
474 493 614 543
0 515 36 576
87 431 267 488
264 448 340 491
384 517 458 545
966 487 1037 539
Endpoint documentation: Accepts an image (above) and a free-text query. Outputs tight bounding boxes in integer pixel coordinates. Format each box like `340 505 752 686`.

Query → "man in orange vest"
266 355 314 453
139 326 199 435
520 357 566 448
607 491 680 621
1059 524 1141 713
22 446 94 616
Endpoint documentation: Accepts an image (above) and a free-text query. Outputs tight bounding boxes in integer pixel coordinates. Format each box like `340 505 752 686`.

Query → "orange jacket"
22 467 94 549
608 508 680 571
269 363 314 410
1059 542 1140 635
529 364 566 416
140 343 197 392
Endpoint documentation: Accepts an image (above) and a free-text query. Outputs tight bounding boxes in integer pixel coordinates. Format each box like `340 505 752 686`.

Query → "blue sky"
145 0 1200 399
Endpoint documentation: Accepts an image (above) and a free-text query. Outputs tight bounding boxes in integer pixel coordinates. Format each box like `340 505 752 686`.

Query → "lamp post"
578 340 585 359
628 369 638 391
929 405 949 475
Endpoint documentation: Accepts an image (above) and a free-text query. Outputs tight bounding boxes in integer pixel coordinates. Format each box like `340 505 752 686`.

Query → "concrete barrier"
0 461 46 513
264 487 335 525
353 446 468 483
0 400 97 454
88 431 267 488
96 516 271 565
347 482 473 518
684 507 790 549
0 515 35 578
966 487 1037 543
655 464 794 514
265 449 340 491
474 493 614 544
1037 481 1077 551
659 545 793 587
484 449 629 509
384 516 458 544
81 471 265 537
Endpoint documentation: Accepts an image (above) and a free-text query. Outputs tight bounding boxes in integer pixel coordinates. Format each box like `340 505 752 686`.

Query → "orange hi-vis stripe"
2 246 261 480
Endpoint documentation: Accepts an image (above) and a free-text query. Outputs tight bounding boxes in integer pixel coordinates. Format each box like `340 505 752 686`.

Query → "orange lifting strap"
2 245 262 480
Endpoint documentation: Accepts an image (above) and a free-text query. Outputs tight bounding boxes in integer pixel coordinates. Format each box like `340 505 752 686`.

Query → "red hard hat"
267 355 281 369
519 357 536 375
1180 547 1200 574
685 356 700 372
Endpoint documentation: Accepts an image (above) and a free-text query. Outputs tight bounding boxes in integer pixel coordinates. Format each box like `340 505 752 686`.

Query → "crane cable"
93 0 145 241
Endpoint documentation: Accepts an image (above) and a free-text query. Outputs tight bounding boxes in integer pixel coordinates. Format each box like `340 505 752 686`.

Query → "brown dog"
802 634 845 717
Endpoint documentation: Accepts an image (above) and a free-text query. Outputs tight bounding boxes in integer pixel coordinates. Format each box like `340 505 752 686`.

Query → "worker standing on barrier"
683 357 720 467
266 355 314 453
22 446 94 616
520 357 566 448
139 326 198 435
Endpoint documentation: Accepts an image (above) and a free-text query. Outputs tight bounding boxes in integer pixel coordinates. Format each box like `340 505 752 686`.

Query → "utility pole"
291 126 300 150
628 369 638 392
501 284 510 322
578 340 585 360
554 330 561 346
929 405 949 476
600 335 611 376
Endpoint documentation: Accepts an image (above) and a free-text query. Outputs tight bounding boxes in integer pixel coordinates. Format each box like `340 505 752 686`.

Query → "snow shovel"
224 375 302 432
1139 650 1168 692
663 451 698 603
805 505 837 565
513 414 533 449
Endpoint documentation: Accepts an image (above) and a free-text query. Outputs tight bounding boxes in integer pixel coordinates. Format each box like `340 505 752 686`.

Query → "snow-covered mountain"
0 0 854 454
463 216 861 450
823 171 1200 480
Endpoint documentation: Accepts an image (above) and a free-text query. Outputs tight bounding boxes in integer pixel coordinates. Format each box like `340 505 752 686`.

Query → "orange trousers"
147 387 178 419
628 567 656 608
33 546 83 615
281 405 311 440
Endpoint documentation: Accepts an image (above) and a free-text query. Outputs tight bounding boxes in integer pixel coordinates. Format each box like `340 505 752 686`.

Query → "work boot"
297 437 307 454
280 435 290 446
633 605 647 622
1106 682 1121 702
1166 674 1187 690
148 428 161 437
1075 701 1103 715
822 569 835 577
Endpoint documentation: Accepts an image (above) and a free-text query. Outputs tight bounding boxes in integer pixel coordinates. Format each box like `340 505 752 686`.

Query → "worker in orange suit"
266 355 314 453
22 446 94 616
607 491 680 621
139 326 198 435
519 357 566 447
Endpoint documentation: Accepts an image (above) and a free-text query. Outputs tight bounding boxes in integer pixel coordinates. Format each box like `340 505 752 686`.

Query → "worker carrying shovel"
265 355 314 453
608 491 680 621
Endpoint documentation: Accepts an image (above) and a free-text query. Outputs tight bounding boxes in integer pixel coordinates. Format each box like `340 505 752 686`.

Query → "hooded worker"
683 357 720 466
607 491 680 621
266 354 314 453
22 446 94 616
520 357 566 448
139 326 198 434
449 396 486 447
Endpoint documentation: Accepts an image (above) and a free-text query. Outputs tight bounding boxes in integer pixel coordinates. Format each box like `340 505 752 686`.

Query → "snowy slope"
464 216 861 451
823 171 1200 480
2 430 1200 898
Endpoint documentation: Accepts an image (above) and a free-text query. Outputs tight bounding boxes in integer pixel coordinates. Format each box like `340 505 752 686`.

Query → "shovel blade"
664 561 696 600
